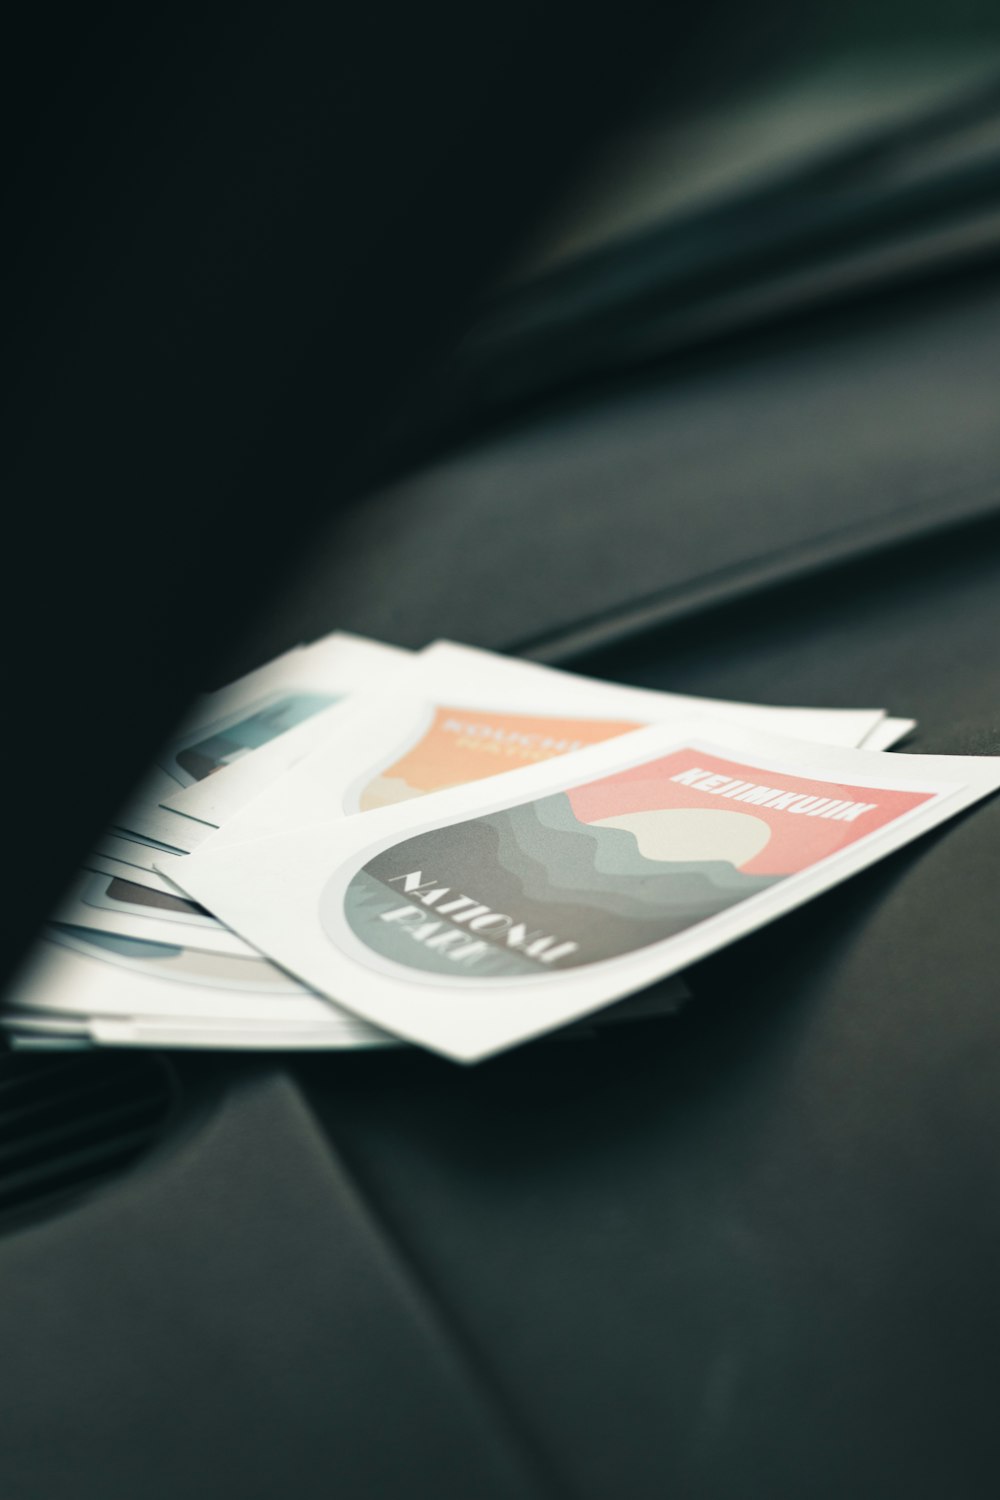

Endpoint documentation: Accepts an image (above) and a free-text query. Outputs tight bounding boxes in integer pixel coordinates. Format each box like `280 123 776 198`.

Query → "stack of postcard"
4 634 998 1061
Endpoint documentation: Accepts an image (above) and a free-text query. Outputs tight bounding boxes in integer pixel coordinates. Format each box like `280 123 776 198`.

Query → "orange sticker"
359 705 642 811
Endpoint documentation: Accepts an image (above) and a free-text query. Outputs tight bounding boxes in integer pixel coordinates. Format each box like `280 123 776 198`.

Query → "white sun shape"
591 806 772 866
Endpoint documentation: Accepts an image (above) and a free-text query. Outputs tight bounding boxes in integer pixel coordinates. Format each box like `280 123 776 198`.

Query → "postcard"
114 767 186 842
93 832 194 879
115 633 407 844
5 925 685 1048
190 638 892 859
52 869 257 957
7 978 683 1050
147 634 412 843
156 697 370 850
9 925 392 1036
82 1016 400 1049
169 717 1000 1061
0 1007 397 1051
859 717 916 751
2 1016 94 1050
84 850 186 895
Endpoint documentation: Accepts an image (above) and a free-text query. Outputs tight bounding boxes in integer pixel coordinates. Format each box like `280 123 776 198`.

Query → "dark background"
1 0 804 981
5 5 1000 1498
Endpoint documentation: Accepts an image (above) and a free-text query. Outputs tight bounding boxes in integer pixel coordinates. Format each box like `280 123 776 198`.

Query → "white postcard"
3 977 686 1051
52 869 258 958
141 633 412 845
10 926 392 1037
84 850 185 895
5 925 685 1049
154 696 372 851
189 640 891 859
169 717 1000 1062
1 1008 399 1051
83 1016 400 1049
94 831 195 879
859 717 916 751
379 639 889 770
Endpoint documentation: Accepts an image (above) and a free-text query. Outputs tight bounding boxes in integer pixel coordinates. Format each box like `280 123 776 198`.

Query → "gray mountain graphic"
345 791 779 975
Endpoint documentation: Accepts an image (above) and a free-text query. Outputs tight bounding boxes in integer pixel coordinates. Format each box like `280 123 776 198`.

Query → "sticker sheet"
4 925 686 1048
169 718 1000 1061
148 634 412 843
52 869 257 958
192 640 891 856
9 925 392 1038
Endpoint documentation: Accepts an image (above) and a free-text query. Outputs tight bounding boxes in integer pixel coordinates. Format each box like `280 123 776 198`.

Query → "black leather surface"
4 277 1000 1499
14 14 1000 1498
291 513 1000 1499
0 1068 549 1500
247 273 1000 666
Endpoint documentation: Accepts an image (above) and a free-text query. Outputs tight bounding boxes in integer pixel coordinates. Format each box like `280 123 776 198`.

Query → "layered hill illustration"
341 790 779 978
